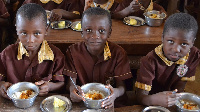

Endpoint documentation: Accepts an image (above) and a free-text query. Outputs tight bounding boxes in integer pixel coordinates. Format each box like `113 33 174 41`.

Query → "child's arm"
0 81 12 99
51 9 80 21
84 0 93 11
112 0 140 19
35 80 64 96
136 88 181 107
102 80 126 109
68 77 85 102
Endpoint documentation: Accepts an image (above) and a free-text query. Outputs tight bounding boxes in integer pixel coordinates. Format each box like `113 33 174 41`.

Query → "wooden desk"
46 19 163 45
45 19 164 69
0 94 177 112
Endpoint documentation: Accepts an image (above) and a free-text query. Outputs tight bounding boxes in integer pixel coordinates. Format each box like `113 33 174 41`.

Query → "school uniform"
79 0 130 15
135 44 200 94
64 41 132 85
0 0 9 18
64 41 132 107
0 40 65 83
23 0 80 15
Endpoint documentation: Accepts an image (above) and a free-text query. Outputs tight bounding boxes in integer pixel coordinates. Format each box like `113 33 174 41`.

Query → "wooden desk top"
0 94 177 112
45 19 164 45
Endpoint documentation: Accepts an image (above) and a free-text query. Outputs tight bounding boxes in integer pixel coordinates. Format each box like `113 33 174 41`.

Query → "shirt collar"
155 44 189 66
40 0 63 4
104 41 111 61
17 40 54 64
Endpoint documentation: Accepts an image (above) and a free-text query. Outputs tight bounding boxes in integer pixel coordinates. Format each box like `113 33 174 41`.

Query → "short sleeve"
67 0 80 15
135 55 156 91
63 48 77 78
114 48 132 81
51 51 65 82
181 47 200 81
0 0 9 18
113 0 130 12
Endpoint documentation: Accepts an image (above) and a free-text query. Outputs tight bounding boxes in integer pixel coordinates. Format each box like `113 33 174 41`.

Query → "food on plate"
12 89 35 99
149 13 160 19
180 99 199 110
75 22 81 30
84 90 105 100
129 18 137 25
53 97 65 107
58 21 65 28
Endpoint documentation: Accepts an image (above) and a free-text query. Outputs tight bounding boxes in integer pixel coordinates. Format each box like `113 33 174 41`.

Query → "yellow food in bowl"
180 99 199 110
129 18 137 25
58 21 65 28
12 90 35 99
75 22 81 30
84 90 105 100
149 14 160 19
53 97 65 107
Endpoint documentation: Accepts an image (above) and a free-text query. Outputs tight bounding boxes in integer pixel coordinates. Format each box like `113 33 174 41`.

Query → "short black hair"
81 7 112 28
16 3 47 26
163 13 198 39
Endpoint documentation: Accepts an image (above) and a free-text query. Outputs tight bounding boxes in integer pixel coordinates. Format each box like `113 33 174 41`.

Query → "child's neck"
27 49 40 61
94 0 108 4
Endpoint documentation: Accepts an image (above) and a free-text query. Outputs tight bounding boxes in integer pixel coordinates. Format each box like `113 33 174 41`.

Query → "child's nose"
91 31 100 39
27 35 35 43
173 45 181 53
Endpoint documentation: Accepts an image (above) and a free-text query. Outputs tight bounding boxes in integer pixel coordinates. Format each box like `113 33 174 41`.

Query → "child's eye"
99 29 105 33
34 32 40 36
167 40 174 44
86 29 92 33
21 32 27 36
182 43 188 46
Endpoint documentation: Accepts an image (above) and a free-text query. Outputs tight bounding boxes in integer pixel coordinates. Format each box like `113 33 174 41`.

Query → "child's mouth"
170 54 179 59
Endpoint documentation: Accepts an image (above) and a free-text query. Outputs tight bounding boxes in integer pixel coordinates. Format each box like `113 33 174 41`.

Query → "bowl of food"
7 82 39 109
81 83 111 109
143 10 167 26
176 92 200 112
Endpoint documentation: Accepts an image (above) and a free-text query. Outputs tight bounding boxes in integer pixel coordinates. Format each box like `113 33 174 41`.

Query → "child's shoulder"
1 43 18 55
140 50 159 63
108 41 126 53
47 43 64 57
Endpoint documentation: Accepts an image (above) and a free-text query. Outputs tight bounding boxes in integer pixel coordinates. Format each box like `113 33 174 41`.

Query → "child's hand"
152 91 181 107
101 85 115 109
84 0 93 11
0 81 12 99
127 0 141 13
51 9 63 21
35 80 50 96
69 85 85 102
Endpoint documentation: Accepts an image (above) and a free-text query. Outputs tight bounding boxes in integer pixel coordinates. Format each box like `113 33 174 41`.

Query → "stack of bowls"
7 82 39 109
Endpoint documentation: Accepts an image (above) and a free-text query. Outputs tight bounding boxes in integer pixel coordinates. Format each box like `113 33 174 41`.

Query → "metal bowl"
176 92 200 112
143 106 170 112
143 10 167 26
7 82 39 109
81 83 111 109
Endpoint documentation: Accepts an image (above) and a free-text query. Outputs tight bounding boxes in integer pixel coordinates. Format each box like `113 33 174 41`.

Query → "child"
23 0 80 21
0 3 65 99
82 0 166 19
64 7 132 108
135 13 199 107
0 0 10 50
